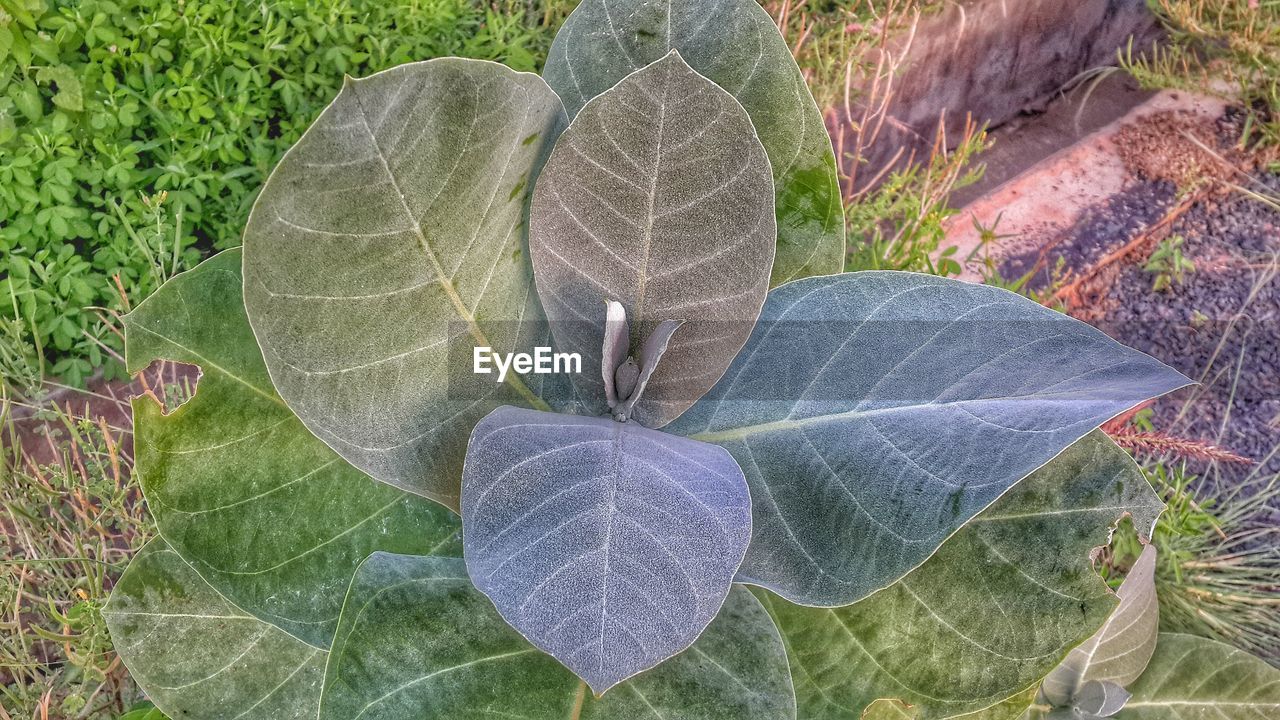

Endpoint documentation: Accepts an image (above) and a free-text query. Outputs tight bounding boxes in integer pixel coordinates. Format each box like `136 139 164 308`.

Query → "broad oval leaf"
461 406 752 693
543 0 845 285
242 58 566 508
125 249 461 647
670 272 1191 606
758 432 1166 718
530 51 776 429
1041 545 1159 706
1115 633 1280 718
319 553 795 719
103 540 326 720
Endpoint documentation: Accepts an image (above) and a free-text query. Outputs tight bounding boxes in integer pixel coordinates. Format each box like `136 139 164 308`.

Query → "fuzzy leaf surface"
758 432 1165 718
124 249 461 646
531 51 775 428
319 554 795 718
543 0 845 285
103 540 326 720
242 58 566 508
1042 544 1159 705
1115 634 1280 718
461 406 752 693
671 272 1190 606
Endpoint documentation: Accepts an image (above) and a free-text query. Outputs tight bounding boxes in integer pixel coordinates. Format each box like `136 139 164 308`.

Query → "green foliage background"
0 0 571 386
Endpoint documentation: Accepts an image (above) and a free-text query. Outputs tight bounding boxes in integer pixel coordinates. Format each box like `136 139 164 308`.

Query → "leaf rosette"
101 4 1271 719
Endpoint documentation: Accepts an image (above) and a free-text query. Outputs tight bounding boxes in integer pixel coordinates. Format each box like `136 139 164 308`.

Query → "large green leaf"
543 0 845 286
103 540 326 720
242 58 566 508
530 51 776 428
125 249 461 647
319 553 795 719
1115 633 1280 718
670 272 1190 606
758 432 1165 719
1041 545 1159 706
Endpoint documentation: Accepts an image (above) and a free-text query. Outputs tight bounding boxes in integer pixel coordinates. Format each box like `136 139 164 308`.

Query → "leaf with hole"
124 249 461 647
242 58 567 508
671 272 1191 606
460 405 752 693
318 553 795 719
1041 544 1159 706
543 0 845 285
530 51 776 428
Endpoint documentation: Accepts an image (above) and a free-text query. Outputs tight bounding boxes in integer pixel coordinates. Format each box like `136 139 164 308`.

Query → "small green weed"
843 123 988 275
0 0 564 391
1144 235 1196 291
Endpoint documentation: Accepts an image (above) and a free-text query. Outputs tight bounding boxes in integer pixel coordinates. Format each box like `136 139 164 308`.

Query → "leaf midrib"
689 393 1094 443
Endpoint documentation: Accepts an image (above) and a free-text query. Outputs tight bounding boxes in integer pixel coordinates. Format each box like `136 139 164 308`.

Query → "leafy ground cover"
0 0 575 389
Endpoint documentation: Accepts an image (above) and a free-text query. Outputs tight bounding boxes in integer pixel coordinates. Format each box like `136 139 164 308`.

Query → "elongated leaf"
461 406 752 693
104 540 325 720
125 249 460 646
1042 545 1159 705
758 432 1165 718
319 553 795 719
603 300 630 407
544 0 845 285
1116 633 1280 718
671 272 1190 606
530 51 775 429
242 58 566 508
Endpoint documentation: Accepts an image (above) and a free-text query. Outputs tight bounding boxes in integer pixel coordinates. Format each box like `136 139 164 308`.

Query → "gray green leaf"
319 553 795 719
530 51 776 428
103 540 325 720
1042 545 1159 705
757 432 1165 718
124 249 461 647
1116 633 1280 718
543 0 845 285
670 272 1190 606
242 58 566 508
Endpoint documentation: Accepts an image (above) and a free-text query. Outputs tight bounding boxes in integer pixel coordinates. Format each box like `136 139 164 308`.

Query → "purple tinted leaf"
530 52 775 429
603 301 630 408
1075 681 1132 718
614 358 640 407
617 319 685 421
461 406 752 694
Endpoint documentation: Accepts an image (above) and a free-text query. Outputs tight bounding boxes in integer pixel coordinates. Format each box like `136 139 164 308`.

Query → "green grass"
1123 0 1280 154
0 0 572 392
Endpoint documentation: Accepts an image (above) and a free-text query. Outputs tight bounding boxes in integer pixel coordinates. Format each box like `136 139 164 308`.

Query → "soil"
986 105 1279 484
1095 174 1280 475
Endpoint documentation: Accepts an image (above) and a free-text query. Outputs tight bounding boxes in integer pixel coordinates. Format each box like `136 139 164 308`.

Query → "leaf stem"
569 680 587 720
